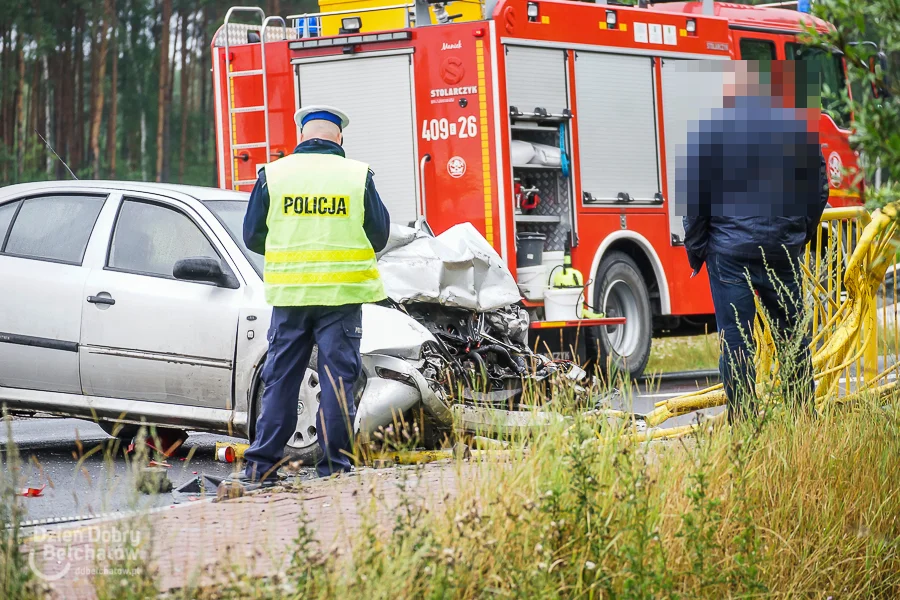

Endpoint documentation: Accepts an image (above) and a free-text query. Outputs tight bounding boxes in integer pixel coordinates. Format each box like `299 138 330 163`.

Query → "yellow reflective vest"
263 153 386 307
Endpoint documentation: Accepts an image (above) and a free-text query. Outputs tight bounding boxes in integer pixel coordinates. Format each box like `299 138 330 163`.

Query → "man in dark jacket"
681 62 829 420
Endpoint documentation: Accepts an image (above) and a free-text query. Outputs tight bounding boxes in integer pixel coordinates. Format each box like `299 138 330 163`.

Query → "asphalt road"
2 418 252 525
1 377 720 526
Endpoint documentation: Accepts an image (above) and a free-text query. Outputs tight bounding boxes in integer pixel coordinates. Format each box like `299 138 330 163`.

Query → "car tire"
592 251 652 380
251 347 323 467
98 421 141 441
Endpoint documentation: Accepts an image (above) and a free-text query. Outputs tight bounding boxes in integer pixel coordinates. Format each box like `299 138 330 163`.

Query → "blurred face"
722 63 739 98
723 61 751 97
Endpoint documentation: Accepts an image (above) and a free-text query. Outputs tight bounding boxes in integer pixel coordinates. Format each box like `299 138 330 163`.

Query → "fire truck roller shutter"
660 59 725 244
575 52 660 204
296 54 418 224
575 52 660 379
504 46 568 114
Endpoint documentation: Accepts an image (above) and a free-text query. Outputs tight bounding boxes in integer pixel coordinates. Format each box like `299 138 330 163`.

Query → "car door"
0 192 109 394
78 194 243 409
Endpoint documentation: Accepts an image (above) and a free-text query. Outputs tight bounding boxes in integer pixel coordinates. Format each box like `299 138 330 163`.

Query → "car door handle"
87 295 116 306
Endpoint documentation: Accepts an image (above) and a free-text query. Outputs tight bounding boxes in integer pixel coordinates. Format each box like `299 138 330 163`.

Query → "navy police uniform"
241 109 390 479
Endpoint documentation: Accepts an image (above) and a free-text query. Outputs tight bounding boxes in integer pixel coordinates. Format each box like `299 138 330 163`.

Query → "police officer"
230 105 390 487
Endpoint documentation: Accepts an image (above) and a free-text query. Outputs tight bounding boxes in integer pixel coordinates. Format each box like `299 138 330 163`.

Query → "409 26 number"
421 116 478 141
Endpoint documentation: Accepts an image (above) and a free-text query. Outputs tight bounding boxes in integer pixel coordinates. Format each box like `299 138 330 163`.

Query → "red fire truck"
212 0 861 378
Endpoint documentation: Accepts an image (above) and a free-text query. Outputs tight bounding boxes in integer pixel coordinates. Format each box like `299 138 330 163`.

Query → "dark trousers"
706 252 812 421
243 304 362 479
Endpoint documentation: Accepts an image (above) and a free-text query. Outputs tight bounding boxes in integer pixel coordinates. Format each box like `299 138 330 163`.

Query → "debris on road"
172 473 229 503
216 445 235 462
18 485 46 497
136 467 173 494
215 441 248 462
217 482 245 500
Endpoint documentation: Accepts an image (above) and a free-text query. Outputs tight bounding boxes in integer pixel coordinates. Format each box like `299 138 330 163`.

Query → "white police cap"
294 105 350 130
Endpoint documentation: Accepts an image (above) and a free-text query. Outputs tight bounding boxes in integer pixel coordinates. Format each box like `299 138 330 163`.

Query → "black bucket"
516 232 546 268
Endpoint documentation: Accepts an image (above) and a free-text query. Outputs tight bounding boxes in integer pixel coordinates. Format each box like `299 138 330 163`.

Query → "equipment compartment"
510 124 572 252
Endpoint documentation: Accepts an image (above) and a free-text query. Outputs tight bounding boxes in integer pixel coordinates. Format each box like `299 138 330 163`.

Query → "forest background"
0 0 323 187
0 0 864 188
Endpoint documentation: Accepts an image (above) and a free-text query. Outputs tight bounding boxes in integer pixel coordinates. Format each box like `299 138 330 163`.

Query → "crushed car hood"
377 222 522 312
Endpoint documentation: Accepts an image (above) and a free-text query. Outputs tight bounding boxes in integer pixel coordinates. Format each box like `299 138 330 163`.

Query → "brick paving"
24 461 471 599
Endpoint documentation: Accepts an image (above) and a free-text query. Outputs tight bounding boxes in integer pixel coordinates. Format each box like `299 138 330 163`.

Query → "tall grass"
151 391 898 599
6 393 898 598
272 397 899 599
0 415 40 599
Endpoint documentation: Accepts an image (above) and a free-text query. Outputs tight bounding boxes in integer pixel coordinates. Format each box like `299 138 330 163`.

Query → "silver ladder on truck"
222 7 287 189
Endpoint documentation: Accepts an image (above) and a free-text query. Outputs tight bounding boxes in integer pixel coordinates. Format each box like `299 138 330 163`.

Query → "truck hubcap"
602 279 640 357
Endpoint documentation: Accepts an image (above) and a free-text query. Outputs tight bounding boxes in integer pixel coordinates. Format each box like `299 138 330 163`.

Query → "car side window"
108 199 219 278
2 195 106 264
0 200 20 247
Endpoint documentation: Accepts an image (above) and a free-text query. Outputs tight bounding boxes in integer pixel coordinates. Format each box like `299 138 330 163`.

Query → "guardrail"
804 206 877 392
804 205 898 400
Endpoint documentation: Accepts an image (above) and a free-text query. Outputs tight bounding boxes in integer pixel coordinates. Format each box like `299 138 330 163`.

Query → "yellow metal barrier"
645 204 900 429
804 206 877 394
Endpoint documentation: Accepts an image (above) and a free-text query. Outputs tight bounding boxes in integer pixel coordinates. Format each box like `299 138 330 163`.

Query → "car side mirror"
173 257 239 289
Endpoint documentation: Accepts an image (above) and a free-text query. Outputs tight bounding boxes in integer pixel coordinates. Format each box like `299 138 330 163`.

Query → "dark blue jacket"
243 139 391 255
681 96 829 271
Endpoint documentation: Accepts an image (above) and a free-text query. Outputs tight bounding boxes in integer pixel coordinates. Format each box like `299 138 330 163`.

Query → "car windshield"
785 42 851 129
203 200 263 276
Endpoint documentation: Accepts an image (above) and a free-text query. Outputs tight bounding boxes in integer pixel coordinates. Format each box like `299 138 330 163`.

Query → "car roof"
0 180 249 203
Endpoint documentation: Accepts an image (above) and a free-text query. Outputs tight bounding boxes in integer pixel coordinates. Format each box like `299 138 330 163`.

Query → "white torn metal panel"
377 222 522 312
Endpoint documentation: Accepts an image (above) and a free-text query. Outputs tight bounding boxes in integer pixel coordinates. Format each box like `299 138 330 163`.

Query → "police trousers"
243 304 362 479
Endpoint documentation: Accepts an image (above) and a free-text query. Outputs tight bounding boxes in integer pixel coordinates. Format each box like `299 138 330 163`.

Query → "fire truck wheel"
251 347 324 467
592 251 652 379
